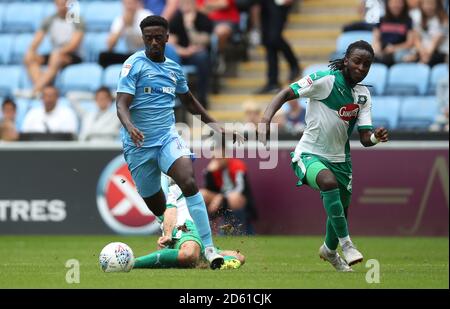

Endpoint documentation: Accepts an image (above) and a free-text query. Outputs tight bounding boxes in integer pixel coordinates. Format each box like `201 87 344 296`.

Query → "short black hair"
96 86 112 97
2 97 16 110
328 40 374 71
140 15 169 32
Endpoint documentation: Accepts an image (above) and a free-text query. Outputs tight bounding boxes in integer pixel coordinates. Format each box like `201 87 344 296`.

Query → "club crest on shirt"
357 95 368 104
338 103 360 121
121 64 132 77
169 71 177 83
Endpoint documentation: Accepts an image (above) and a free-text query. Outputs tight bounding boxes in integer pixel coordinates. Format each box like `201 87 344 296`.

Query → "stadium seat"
102 64 122 91
0 35 13 64
397 96 440 130
331 31 373 59
0 65 22 97
2 3 44 32
385 63 431 96
59 63 103 94
362 63 388 95
83 1 122 32
371 96 401 129
428 63 448 95
302 63 330 78
81 32 108 62
10 33 53 65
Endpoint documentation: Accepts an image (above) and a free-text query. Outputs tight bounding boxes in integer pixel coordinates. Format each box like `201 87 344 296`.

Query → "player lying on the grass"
258 40 388 272
133 175 245 270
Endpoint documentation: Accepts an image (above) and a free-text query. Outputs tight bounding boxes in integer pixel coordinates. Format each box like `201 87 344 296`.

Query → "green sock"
324 188 351 250
133 249 179 269
321 189 349 239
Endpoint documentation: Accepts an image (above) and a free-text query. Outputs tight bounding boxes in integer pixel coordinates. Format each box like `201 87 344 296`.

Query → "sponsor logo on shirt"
338 104 360 121
143 87 176 94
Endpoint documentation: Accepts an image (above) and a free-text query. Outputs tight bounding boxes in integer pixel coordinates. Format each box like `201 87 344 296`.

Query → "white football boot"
341 241 364 266
319 245 353 272
204 246 224 270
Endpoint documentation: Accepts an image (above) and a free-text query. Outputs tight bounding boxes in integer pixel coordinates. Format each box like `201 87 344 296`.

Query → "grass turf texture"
0 235 447 288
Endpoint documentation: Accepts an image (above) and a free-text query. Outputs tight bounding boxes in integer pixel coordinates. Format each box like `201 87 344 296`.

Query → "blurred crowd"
0 0 449 143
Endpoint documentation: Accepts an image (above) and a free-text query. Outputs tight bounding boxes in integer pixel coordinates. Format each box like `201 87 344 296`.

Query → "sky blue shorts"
123 135 194 198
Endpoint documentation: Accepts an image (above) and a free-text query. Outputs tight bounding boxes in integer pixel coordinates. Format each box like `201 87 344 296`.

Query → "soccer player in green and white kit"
258 40 388 272
133 174 245 270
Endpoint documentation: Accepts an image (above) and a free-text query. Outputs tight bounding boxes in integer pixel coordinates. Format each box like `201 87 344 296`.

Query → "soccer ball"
99 242 135 272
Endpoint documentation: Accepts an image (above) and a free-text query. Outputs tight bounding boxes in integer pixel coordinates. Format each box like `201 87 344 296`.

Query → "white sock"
338 236 351 247
324 243 336 254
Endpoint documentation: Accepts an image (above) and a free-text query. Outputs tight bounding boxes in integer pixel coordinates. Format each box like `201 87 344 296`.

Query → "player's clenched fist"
374 127 389 142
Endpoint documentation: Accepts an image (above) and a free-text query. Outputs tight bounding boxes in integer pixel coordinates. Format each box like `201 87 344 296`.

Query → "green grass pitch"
0 235 447 288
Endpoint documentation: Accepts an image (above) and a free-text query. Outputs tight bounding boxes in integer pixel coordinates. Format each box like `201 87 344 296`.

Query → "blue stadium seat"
362 63 388 95
81 32 109 62
0 35 13 64
10 33 53 64
59 63 103 94
385 63 431 96
3 3 44 32
0 5 4 33
428 63 448 95
397 96 440 129
302 63 330 78
331 31 373 59
371 96 401 129
0 65 22 97
102 64 122 91
83 1 122 32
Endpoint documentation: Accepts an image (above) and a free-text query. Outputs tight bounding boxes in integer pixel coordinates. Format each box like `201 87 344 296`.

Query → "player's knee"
317 173 338 191
178 177 198 196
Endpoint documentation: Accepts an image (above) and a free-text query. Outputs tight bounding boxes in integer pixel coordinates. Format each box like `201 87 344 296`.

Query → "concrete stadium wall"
0 141 447 236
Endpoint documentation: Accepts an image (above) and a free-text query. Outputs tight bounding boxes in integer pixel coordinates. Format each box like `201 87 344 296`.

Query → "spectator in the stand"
256 0 301 94
23 0 85 98
0 120 18 141
408 0 422 24
200 144 257 235
242 100 261 133
99 0 153 68
143 0 180 21
343 0 386 32
69 87 121 141
272 98 305 135
21 86 78 135
196 0 240 69
1 98 17 125
0 98 19 141
373 0 416 66
430 64 449 131
411 0 449 66
169 0 213 108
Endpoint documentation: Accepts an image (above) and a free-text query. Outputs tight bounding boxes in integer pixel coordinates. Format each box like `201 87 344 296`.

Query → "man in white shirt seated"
70 87 121 141
21 86 78 135
99 0 153 68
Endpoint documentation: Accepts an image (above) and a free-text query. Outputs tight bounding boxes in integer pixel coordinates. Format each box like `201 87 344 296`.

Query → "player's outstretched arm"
158 207 177 249
359 127 389 147
116 92 145 147
178 91 245 144
258 87 297 145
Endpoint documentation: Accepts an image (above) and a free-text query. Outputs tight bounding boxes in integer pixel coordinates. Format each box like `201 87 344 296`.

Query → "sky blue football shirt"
117 50 189 150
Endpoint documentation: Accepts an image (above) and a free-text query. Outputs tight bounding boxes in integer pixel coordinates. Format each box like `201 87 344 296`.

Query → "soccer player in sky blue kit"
116 15 242 269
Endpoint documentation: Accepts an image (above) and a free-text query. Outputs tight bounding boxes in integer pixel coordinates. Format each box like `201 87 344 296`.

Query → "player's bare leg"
143 189 167 217
168 157 224 269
